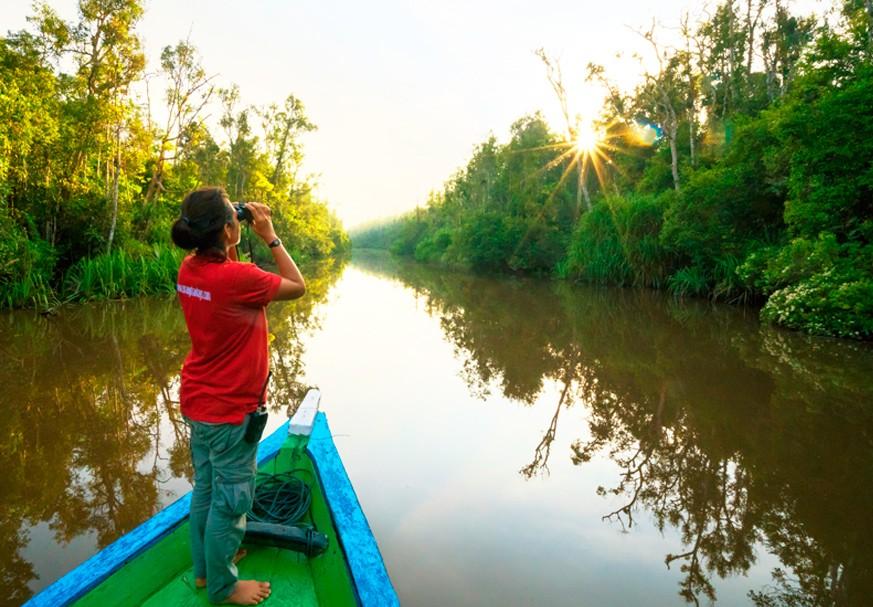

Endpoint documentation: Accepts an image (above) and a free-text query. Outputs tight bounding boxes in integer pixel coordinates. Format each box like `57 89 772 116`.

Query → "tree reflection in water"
0 259 343 605
354 252 873 607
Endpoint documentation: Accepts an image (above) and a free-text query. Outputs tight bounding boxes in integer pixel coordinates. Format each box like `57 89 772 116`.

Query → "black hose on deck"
248 470 312 526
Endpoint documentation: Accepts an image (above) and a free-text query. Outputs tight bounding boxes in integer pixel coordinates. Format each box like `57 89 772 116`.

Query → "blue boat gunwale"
24 412 397 607
307 414 398 607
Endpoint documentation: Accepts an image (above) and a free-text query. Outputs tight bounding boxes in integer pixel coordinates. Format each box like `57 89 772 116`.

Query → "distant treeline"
0 0 348 310
352 0 873 340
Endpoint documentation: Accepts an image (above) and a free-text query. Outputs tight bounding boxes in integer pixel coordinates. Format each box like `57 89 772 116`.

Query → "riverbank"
351 2 873 341
1 6 348 314
1 242 348 313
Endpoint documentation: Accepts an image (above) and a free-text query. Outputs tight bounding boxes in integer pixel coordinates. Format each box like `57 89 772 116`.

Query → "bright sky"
1 0 824 228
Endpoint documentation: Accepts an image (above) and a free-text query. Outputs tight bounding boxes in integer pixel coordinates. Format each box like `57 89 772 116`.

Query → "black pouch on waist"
244 406 268 444
244 371 271 444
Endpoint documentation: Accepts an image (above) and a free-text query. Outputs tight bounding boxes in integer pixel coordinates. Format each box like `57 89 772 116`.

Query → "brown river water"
1 251 872 606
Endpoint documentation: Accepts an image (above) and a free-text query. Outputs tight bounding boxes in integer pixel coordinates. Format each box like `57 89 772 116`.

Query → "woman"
171 186 306 605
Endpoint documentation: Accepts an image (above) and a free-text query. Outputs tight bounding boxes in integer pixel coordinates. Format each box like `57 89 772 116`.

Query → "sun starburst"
574 122 606 155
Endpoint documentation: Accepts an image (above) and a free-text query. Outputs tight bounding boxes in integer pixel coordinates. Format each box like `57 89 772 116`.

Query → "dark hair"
171 187 233 258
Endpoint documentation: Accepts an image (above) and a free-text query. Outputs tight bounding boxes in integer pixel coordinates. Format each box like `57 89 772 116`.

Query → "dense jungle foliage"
0 0 349 310
353 0 873 340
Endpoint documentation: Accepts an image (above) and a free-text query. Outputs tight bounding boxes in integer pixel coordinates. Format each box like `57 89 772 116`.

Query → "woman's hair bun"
171 218 198 250
170 187 230 255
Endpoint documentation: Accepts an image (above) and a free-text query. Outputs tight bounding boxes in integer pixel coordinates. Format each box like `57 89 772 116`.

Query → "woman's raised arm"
246 202 306 301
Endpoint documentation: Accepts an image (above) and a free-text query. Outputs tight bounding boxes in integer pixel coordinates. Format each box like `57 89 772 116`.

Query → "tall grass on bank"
63 245 185 302
0 203 58 310
666 265 710 298
563 194 675 288
1 273 56 310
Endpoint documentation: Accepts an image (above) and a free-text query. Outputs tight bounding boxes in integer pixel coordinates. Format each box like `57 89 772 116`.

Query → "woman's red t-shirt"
176 255 282 425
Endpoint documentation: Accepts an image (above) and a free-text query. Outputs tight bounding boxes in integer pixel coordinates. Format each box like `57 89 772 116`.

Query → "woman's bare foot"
195 549 248 589
222 580 271 605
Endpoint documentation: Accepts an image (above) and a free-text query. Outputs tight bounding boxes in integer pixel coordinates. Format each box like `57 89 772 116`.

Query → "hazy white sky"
1 0 824 227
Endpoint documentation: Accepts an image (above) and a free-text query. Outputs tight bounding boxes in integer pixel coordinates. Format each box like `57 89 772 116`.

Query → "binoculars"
233 202 253 222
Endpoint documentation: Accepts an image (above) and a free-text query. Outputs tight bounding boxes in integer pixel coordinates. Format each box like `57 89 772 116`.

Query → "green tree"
260 94 316 191
144 40 215 205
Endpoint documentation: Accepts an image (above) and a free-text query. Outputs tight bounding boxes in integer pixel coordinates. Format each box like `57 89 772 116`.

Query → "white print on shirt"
177 283 212 301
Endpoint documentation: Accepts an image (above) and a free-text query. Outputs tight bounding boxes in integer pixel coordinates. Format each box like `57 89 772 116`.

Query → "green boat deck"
143 546 319 607
74 438 358 607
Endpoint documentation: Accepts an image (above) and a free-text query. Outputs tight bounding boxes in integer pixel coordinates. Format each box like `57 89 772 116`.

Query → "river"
1 251 872 606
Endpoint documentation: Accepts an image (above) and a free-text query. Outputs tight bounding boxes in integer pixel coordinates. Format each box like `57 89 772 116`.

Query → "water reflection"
0 260 343 604
353 251 873 606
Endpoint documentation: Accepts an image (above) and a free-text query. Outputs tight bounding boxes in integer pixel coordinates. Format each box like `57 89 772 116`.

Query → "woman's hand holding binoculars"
241 201 305 300
244 202 279 245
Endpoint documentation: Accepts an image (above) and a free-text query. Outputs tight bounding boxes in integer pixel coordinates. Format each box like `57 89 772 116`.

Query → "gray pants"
187 417 258 603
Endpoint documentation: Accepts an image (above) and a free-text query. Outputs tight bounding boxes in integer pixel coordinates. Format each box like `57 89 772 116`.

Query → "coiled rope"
248 470 312 526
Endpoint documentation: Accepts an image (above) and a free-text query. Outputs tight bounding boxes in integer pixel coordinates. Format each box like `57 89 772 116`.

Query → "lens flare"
507 116 633 260
630 120 659 146
574 123 606 154
508 116 635 228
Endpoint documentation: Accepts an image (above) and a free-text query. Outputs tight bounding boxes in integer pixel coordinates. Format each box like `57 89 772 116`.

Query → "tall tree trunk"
866 0 873 53
661 93 681 191
721 54 729 120
271 124 291 186
689 113 696 168
763 43 777 100
576 157 591 219
144 146 166 204
107 125 121 253
724 0 737 118
745 0 761 79
681 13 697 168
